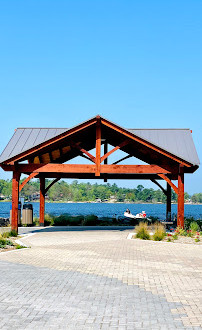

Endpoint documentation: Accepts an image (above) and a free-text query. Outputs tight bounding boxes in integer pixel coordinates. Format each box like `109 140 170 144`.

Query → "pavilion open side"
0 115 199 233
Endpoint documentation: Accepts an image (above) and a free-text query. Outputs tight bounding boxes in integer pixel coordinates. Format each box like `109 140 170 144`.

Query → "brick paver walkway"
0 228 201 329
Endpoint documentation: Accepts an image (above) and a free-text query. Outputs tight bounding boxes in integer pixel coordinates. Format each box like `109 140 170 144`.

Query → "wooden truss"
2 116 187 232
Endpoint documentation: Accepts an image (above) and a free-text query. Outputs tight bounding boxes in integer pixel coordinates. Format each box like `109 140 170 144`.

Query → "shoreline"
1 200 202 205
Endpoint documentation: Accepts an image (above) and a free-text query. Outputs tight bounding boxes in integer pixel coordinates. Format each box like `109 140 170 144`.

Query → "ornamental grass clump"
1 230 17 238
44 214 54 226
153 223 166 241
135 222 150 240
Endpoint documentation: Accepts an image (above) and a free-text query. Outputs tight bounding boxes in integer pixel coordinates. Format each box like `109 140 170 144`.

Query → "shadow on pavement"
18 225 135 234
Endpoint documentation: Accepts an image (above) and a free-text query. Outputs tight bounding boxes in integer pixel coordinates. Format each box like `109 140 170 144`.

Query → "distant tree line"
0 178 201 204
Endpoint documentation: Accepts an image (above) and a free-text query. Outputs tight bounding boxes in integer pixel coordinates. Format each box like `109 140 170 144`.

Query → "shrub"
184 217 202 231
178 228 187 236
187 230 194 238
153 223 166 241
190 221 200 233
33 217 39 226
0 238 7 247
195 232 200 242
10 230 18 237
68 216 83 226
98 217 113 226
149 216 160 224
82 215 98 226
0 238 13 248
15 244 26 249
135 222 150 240
44 214 54 226
53 214 84 226
53 214 71 226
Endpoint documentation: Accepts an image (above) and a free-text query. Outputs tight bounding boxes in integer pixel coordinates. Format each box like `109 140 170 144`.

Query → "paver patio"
0 228 202 329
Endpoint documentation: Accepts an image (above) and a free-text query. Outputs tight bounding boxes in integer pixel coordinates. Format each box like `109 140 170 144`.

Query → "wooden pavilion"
0 115 200 233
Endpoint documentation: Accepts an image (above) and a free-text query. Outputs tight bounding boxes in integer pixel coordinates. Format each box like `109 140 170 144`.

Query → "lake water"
0 202 201 220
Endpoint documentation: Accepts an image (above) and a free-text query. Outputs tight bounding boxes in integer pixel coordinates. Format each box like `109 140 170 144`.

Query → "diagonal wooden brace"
100 139 130 164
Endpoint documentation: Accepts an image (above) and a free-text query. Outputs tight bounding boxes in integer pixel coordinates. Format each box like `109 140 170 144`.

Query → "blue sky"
0 0 201 194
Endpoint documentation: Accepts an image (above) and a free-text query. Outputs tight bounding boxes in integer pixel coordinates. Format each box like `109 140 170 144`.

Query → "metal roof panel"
0 122 200 166
127 129 200 166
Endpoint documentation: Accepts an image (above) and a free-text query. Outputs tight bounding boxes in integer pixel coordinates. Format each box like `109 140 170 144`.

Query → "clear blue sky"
0 0 201 194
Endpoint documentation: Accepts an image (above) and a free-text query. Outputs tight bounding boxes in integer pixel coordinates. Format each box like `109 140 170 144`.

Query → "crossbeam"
2 164 171 175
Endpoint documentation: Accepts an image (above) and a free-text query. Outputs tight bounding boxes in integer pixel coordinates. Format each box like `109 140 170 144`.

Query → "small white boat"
124 210 148 220
124 211 147 219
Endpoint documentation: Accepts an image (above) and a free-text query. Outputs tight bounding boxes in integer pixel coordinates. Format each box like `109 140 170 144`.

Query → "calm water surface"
0 202 201 219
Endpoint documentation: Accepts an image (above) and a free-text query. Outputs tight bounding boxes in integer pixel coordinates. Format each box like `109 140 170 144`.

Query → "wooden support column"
40 176 45 226
104 143 108 182
11 171 20 233
166 182 171 221
95 117 101 176
177 165 184 228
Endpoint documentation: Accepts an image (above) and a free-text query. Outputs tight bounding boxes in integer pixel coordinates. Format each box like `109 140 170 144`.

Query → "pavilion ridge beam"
100 140 130 163
95 117 101 176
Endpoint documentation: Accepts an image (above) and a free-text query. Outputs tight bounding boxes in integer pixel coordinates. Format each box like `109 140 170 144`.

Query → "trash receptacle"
22 204 33 225
10 203 21 225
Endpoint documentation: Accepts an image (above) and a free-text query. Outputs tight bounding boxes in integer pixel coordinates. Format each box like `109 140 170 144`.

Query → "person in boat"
142 211 146 218
126 208 131 214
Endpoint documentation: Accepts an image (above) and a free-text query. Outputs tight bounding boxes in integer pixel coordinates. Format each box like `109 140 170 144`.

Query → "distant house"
0 194 5 200
109 195 117 203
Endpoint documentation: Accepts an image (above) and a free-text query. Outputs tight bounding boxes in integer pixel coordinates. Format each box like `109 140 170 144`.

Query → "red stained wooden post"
40 176 45 226
11 171 20 233
166 183 171 221
95 118 101 176
177 165 184 228
104 143 108 182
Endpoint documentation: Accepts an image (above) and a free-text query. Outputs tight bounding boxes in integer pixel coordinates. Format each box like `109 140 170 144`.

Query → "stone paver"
0 228 202 329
